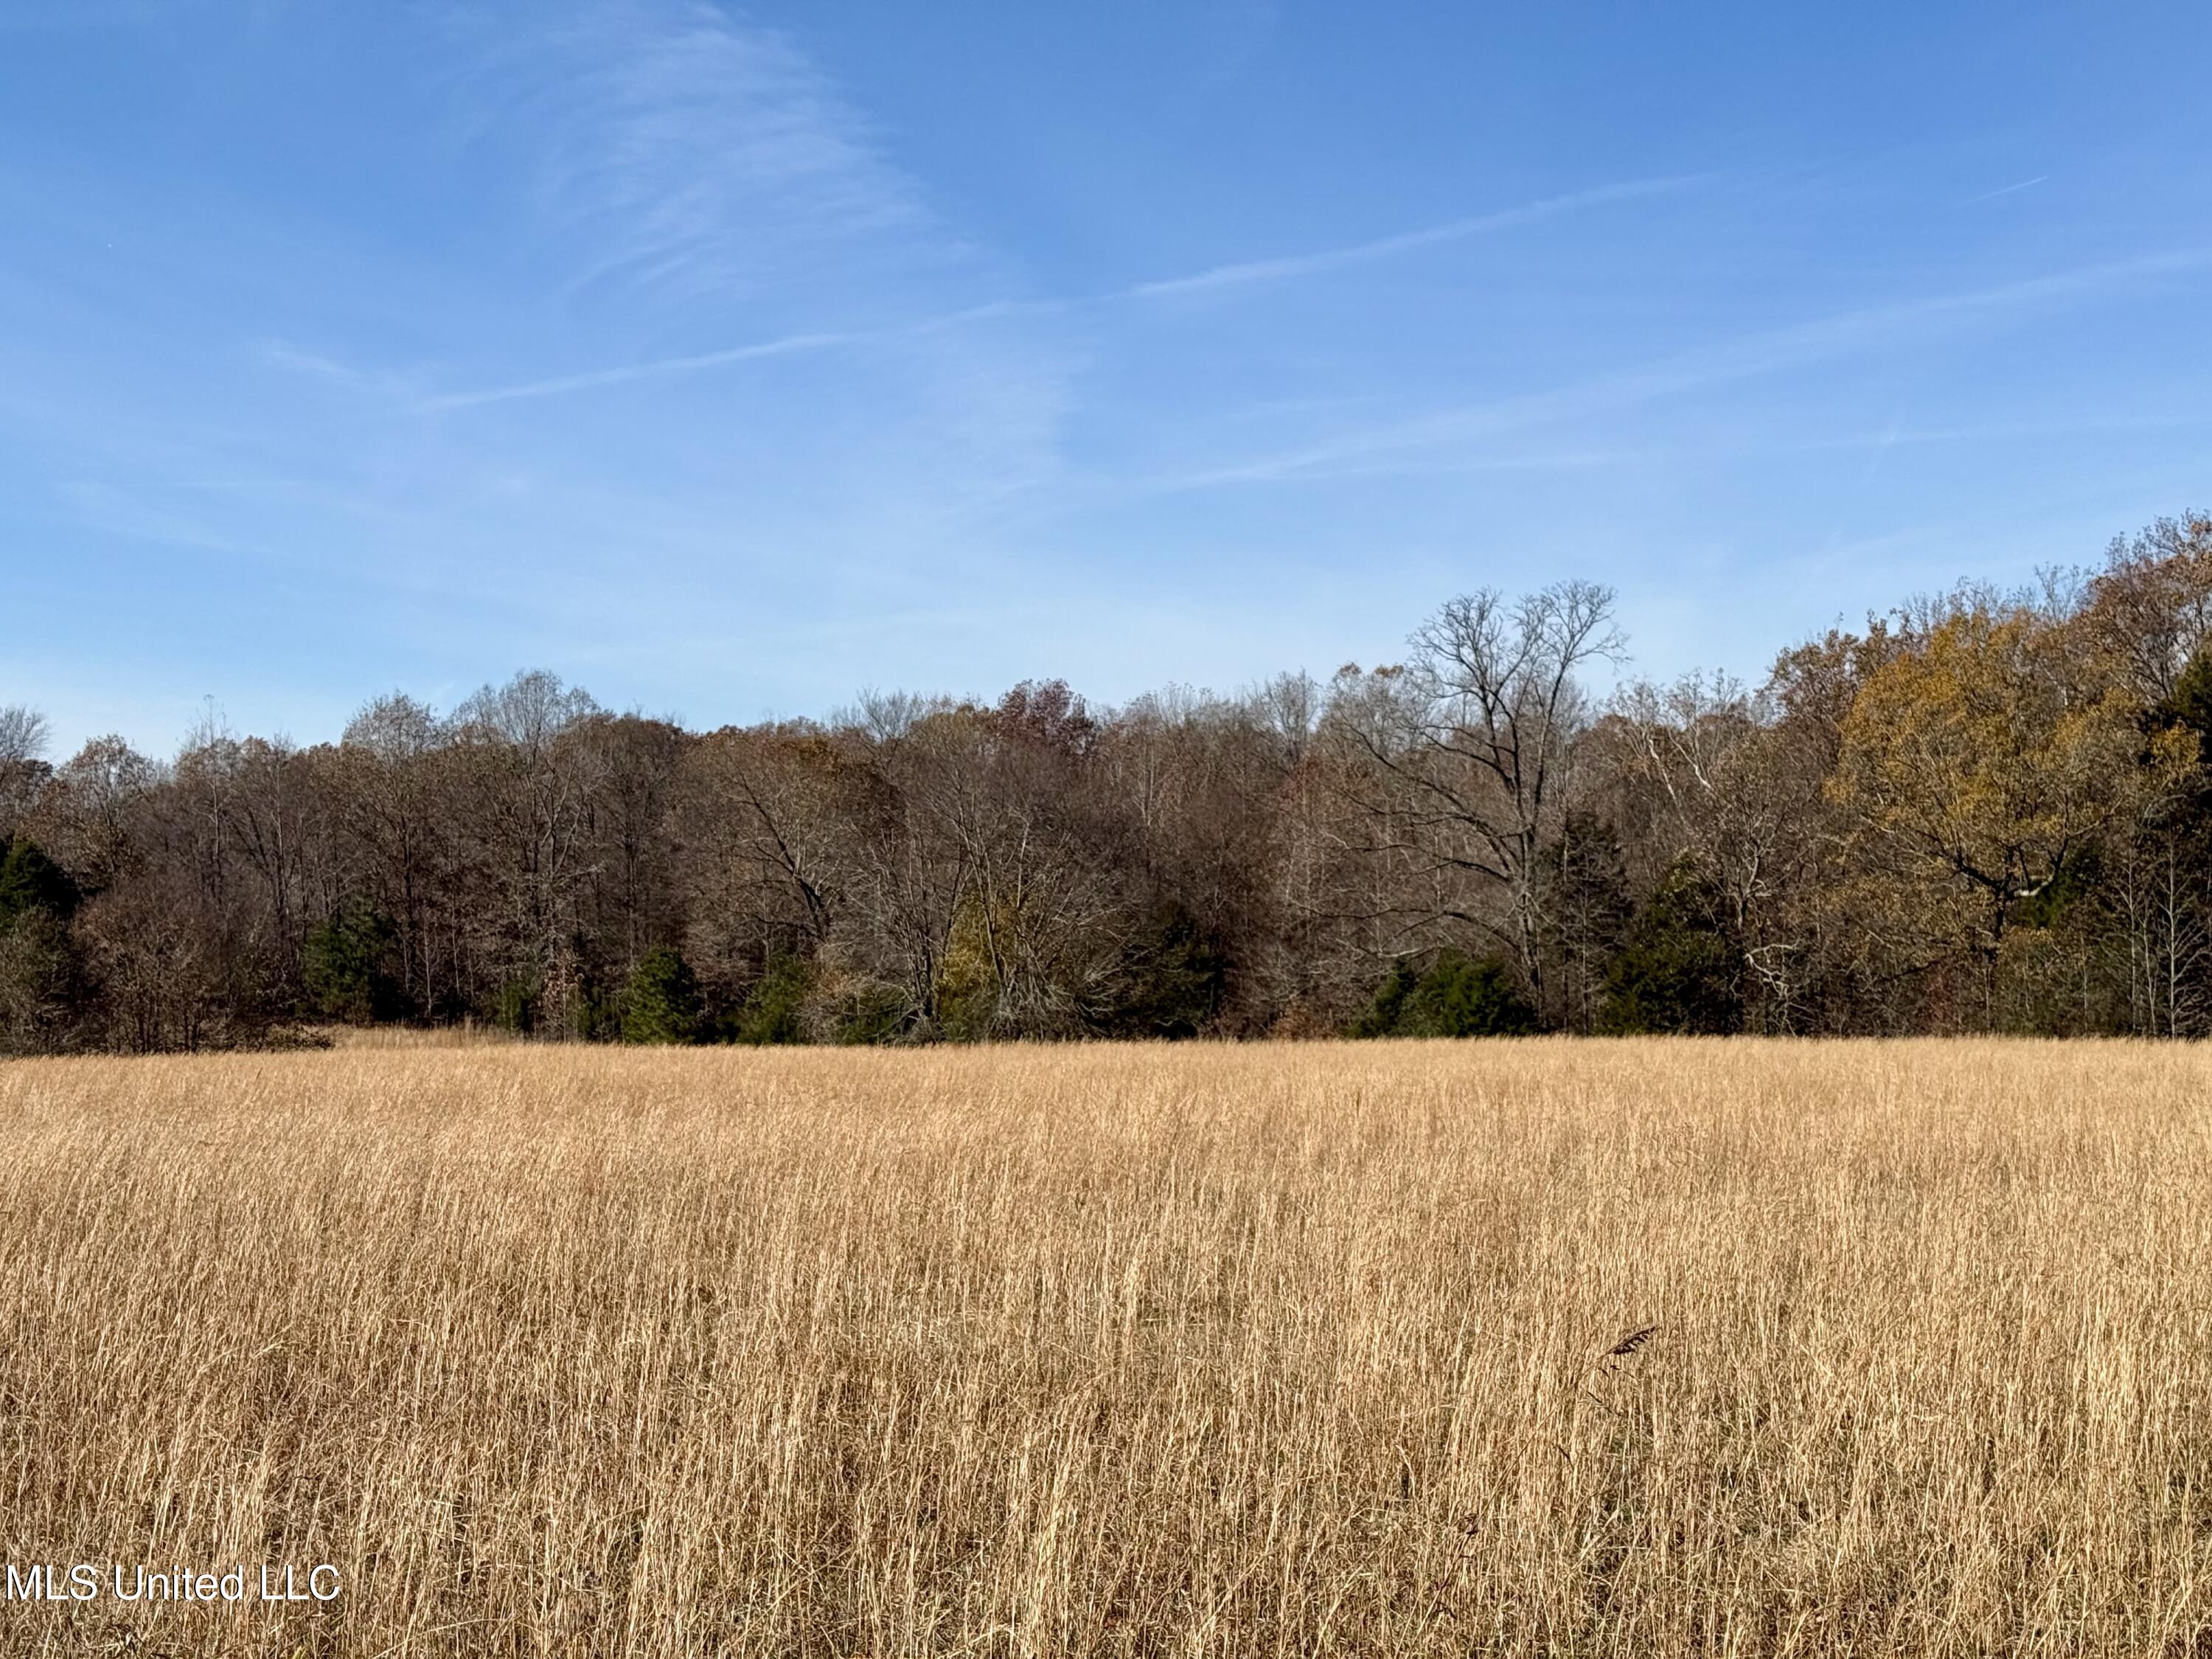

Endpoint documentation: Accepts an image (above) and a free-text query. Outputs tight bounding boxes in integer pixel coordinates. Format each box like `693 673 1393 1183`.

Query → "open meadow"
2 1039 2211 1655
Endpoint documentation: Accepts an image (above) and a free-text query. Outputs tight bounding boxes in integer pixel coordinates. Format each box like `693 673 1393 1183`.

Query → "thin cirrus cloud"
1966 175 2049 205
1144 246 2212 490
435 0 951 310
421 330 854 411
417 172 1708 411
1119 173 1708 302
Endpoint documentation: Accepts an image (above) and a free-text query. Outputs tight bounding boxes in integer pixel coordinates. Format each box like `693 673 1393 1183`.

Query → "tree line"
5 513 2212 1052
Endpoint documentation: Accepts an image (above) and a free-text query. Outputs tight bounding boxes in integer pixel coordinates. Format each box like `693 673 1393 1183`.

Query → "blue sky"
6 1 2211 755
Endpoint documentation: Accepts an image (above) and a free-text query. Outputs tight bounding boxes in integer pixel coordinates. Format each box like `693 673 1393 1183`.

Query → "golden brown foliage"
1829 605 2197 1024
2 1040 2211 1655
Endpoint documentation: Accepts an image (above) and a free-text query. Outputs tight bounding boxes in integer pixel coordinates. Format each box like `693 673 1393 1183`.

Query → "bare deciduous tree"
0 704 52 841
1333 581 1623 1005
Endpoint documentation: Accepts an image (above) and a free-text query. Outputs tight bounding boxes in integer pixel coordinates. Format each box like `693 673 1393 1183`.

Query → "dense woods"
6 513 2212 1053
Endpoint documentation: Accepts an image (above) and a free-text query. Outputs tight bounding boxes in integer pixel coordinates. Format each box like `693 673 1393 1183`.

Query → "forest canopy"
5 513 2211 1053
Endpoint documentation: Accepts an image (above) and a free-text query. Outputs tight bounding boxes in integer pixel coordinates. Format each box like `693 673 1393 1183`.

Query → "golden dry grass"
313 1020 521 1048
1 1039 2211 1655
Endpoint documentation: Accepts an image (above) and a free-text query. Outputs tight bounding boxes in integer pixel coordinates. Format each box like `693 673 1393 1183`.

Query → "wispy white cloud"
255 339 423 403
1121 174 1710 302
1966 175 2048 204
414 175 1706 410
56 478 272 562
439 0 956 309
421 328 851 410
1817 408 2212 448
257 341 358 382
1859 402 1908 485
411 297 1041 410
1142 248 2212 488
392 1 1035 412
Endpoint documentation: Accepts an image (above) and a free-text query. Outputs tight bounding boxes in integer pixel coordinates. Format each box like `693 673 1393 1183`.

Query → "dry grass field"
1 1040 2211 1656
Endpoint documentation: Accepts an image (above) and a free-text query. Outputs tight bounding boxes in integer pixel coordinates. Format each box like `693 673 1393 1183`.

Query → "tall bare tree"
1332 581 1622 1005
0 704 51 843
